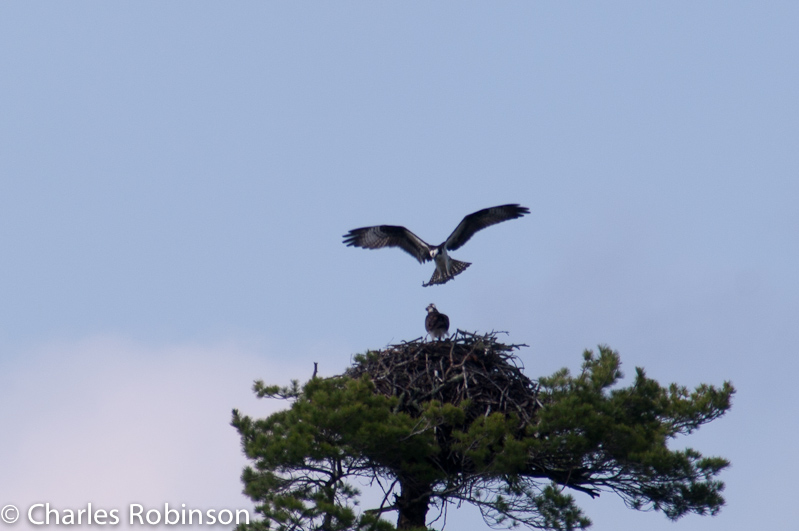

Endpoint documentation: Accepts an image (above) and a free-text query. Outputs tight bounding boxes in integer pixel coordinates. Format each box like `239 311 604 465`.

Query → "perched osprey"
343 204 530 286
425 303 450 340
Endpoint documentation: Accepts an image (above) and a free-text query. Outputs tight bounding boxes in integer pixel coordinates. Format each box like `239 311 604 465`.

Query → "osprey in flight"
425 303 450 340
343 204 530 286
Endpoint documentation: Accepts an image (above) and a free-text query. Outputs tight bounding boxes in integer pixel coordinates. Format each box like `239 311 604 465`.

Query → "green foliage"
534 347 733 518
233 376 433 530
233 345 733 530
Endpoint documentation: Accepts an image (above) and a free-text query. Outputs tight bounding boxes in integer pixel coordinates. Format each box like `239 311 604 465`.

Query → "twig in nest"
345 330 540 428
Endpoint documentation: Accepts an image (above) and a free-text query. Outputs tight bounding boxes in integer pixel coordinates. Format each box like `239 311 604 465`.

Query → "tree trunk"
396 477 431 530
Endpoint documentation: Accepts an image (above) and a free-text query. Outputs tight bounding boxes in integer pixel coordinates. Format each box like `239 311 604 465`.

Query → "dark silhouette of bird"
425 303 450 340
343 204 530 286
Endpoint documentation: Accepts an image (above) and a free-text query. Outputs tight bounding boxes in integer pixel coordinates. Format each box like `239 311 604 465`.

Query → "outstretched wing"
343 225 432 263
444 204 530 251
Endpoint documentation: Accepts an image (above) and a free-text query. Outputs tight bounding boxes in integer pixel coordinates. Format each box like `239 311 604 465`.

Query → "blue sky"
1 2 797 530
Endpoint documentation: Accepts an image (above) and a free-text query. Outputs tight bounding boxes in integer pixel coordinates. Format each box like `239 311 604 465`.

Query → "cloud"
0 336 304 529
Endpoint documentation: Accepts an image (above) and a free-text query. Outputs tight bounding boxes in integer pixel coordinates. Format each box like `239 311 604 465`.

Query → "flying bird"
425 303 450 340
343 204 530 286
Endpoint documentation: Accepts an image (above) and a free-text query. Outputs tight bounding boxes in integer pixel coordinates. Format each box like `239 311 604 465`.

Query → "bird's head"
426 303 437 313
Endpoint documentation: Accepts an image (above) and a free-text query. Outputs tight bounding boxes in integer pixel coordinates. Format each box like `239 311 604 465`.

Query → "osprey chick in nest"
425 303 450 340
343 204 530 286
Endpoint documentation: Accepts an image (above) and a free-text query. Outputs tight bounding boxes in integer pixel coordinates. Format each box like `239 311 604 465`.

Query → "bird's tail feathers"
422 260 471 287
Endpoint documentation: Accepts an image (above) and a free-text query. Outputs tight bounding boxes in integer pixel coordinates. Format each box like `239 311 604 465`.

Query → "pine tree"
232 332 733 530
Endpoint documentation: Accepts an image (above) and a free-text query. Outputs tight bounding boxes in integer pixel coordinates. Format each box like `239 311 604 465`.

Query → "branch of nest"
345 330 541 427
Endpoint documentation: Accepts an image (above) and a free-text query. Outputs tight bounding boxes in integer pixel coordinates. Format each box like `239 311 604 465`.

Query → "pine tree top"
235 332 734 530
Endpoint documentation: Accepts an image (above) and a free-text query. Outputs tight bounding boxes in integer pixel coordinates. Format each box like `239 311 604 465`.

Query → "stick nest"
345 330 542 427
